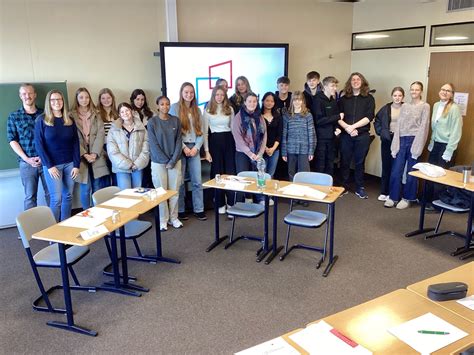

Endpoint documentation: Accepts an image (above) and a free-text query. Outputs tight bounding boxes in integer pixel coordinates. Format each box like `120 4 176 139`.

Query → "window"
430 22 474 46
352 27 426 51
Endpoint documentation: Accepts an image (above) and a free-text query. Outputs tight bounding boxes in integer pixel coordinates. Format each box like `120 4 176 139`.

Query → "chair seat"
34 244 90 267
284 210 327 228
227 202 265 218
433 200 470 213
124 220 152 238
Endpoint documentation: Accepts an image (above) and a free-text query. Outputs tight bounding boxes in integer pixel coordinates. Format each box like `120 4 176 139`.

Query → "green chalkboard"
0 82 68 170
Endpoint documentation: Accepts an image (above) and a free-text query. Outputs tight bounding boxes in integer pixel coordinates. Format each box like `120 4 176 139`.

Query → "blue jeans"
79 166 102 209
264 149 279 178
19 160 50 210
116 170 143 190
179 153 204 213
43 162 75 222
389 136 418 202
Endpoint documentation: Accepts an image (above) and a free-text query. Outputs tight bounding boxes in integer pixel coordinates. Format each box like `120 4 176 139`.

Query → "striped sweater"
281 112 316 156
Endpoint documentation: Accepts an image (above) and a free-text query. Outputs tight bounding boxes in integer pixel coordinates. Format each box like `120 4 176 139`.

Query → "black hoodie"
338 94 375 135
313 91 340 140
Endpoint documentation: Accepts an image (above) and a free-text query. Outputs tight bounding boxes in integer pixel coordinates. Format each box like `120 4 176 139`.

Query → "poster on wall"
453 92 469 116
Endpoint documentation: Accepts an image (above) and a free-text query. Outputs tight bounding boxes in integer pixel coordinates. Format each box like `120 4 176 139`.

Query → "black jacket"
374 102 393 142
338 94 375 135
275 91 292 115
313 92 340 141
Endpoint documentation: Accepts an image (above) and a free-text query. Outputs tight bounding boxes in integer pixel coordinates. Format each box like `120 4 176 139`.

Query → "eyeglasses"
440 89 453 93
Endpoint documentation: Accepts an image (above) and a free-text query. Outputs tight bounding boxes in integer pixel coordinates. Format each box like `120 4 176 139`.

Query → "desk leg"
144 204 181 264
405 180 434 237
100 228 145 296
206 188 228 252
322 203 338 277
47 243 97 336
265 196 283 265
256 195 271 262
452 191 474 258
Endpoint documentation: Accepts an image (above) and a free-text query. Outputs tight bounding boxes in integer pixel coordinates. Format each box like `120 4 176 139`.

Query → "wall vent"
447 0 474 12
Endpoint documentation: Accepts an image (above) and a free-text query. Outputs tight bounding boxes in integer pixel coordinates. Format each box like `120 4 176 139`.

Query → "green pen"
417 330 450 335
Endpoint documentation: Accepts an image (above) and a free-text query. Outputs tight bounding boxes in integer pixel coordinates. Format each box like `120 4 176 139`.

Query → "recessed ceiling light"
355 34 390 39
435 36 469 41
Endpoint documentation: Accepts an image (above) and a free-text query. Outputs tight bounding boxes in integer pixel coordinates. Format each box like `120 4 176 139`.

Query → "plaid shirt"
7 106 44 161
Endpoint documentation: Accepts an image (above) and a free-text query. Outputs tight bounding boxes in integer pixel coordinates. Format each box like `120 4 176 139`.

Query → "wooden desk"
318 289 473 354
203 177 277 262
407 170 474 259
32 209 139 336
99 190 180 265
407 262 474 323
281 328 310 355
264 181 344 276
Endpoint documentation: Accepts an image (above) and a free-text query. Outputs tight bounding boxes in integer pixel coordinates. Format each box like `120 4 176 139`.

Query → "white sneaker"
396 199 410 210
378 194 388 201
384 198 395 208
160 222 168 231
218 206 226 214
269 198 274 206
169 219 183 229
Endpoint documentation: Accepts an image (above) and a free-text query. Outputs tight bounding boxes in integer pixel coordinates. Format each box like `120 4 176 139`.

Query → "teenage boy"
7 83 50 210
275 76 292 114
312 76 342 176
303 71 322 115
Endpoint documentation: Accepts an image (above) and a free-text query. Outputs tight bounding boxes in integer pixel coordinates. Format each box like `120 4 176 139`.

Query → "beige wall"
0 0 167 108
176 0 353 92
352 0 474 176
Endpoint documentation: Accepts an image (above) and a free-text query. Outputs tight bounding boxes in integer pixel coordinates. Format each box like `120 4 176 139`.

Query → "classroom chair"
225 171 271 257
16 206 94 314
280 172 332 268
425 199 470 240
92 186 152 278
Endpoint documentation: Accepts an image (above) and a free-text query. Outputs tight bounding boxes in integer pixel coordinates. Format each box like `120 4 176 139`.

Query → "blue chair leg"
426 210 446 239
132 239 143 257
279 225 292 261
68 265 80 286
224 217 237 249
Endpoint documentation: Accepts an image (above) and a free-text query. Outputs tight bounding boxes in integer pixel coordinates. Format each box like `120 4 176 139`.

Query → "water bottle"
256 158 266 189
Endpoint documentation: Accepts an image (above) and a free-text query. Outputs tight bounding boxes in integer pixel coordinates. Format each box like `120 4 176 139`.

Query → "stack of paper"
115 188 150 196
224 181 249 191
101 197 141 208
278 184 327 200
235 337 300 355
59 215 106 229
456 295 474 310
289 321 372 354
387 312 468 354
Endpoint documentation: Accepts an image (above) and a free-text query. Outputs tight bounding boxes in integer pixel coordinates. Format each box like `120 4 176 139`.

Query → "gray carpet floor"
0 177 470 354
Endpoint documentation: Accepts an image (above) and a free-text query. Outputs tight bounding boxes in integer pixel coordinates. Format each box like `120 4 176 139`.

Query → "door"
427 51 474 165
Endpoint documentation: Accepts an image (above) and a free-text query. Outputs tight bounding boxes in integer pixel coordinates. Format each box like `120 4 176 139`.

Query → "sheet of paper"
80 224 109 241
304 187 327 200
387 312 468 354
235 336 300 355
115 188 151 197
456 295 474 310
86 207 115 219
278 184 327 200
289 321 372 354
100 197 141 208
224 181 248 191
155 187 167 195
59 215 106 229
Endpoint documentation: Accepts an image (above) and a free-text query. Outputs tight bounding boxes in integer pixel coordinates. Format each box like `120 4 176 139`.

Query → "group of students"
7 73 463 231
374 81 463 210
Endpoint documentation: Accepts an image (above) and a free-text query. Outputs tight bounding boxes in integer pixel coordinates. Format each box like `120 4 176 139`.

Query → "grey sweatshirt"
147 115 182 168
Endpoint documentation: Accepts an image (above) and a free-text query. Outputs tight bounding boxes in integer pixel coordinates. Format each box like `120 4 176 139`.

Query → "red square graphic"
208 60 233 89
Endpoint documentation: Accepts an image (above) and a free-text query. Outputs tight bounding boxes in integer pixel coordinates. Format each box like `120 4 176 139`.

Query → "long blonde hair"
288 91 309 116
43 90 72 126
178 82 202 136
97 88 119 122
71 87 96 113
441 83 456 117
233 76 252 108
206 85 232 116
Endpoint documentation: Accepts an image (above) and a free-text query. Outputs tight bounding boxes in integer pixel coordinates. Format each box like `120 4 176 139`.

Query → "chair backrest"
293 172 333 187
237 171 272 180
16 206 57 249
92 186 121 205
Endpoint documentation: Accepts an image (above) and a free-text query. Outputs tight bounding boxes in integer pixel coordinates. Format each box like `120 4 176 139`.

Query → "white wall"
352 0 474 176
176 0 354 93
0 0 167 106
